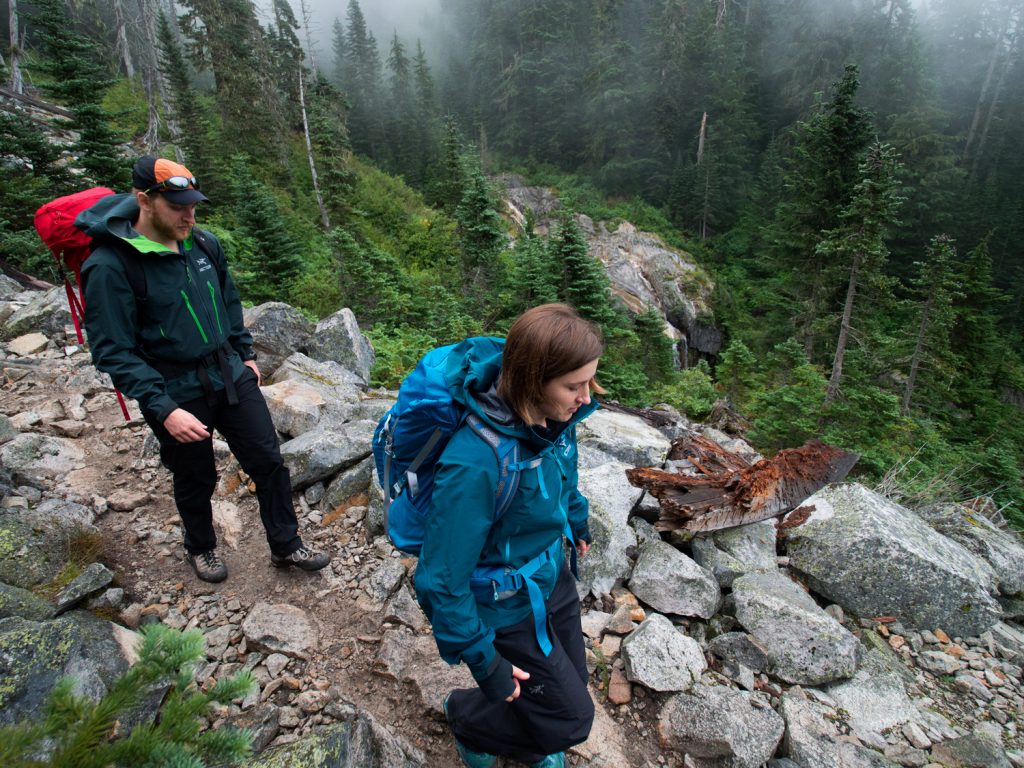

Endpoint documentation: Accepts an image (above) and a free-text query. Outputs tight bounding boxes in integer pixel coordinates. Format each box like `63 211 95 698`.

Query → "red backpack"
33 187 132 418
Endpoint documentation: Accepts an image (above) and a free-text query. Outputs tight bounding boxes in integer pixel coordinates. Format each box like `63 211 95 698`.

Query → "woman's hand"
576 540 590 558
506 665 531 701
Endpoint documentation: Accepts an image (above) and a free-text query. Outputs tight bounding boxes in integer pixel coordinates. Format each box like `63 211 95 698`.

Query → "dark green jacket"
414 338 597 691
79 194 254 422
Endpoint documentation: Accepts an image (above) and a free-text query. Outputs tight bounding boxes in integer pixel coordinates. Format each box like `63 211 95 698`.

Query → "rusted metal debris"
626 438 858 534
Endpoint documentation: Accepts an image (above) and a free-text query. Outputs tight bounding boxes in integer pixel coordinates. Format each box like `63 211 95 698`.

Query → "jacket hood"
76 192 190 256
444 336 598 444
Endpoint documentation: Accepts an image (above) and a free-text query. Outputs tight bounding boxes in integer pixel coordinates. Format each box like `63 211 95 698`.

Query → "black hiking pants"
144 368 302 558
445 564 595 763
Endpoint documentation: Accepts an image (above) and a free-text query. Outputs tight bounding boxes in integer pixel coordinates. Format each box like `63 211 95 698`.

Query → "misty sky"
271 0 443 73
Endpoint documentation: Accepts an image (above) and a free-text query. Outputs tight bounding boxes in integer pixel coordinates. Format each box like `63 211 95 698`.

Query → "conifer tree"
0 624 253 767
431 117 467 213
901 234 961 416
455 166 505 297
512 232 559 311
386 32 417 180
716 337 758 408
230 156 304 301
31 0 129 188
308 74 356 227
330 228 409 325
331 18 347 84
767 65 875 360
156 10 224 200
633 307 676 385
178 0 281 157
819 142 904 406
548 213 617 328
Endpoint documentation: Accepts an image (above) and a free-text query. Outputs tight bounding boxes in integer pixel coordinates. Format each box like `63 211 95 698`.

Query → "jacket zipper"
207 281 223 335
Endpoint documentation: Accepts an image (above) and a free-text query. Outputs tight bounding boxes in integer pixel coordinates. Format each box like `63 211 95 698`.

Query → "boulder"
0 433 85 485
732 571 858 686
384 584 428 633
930 723 1012 768
1 287 70 341
268 353 364 428
261 379 326 438
0 506 96 589
691 520 778 588
0 414 16 445
576 409 671 468
226 702 280 752
7 332 49 356
364 557 407 605
575 459 640 598
305 308 376 385
374 629 473 714
323 456 374 511
248 716 425 768
0 273 23 300
784 484 1002 638
241 602 319 659
279 420 376 488
917 502 1024 596
780 691 897 767
658 684 785 768
823 647 921 744
242 302 314 377
0 612 139 725
583 218 718 355
54 562 115 615
0 581 54 621
628 538 720 618
707 632 770 673
620 613 706 692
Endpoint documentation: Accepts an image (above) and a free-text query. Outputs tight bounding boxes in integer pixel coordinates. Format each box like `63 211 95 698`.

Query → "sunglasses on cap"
144 175 199 194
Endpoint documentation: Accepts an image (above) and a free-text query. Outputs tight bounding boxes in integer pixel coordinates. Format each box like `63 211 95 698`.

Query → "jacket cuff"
149 396 179 424
474 654 515 702
573 523 592 545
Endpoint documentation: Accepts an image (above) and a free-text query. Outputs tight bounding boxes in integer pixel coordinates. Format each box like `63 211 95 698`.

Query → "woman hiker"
415 303 602 768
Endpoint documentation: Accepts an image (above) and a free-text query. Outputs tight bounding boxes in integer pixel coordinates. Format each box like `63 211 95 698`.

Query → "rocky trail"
3 281 1024 768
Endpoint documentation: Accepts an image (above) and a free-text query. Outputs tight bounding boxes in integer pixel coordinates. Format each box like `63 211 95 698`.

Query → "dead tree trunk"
299 0 318 76
299 67 330 230
113 0 136 79
626 436 858 534
8 0 23 94
901 285 935 416
824 251 862 405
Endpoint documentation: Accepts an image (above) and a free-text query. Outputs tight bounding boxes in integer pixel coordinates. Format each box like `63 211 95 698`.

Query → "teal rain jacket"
414 337 598 695
79 194 254 422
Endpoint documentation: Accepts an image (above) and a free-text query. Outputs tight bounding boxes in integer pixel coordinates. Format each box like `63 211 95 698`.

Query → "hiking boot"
443 694 496 768
528 754 565 768
185 550 227 582
270 545 330 572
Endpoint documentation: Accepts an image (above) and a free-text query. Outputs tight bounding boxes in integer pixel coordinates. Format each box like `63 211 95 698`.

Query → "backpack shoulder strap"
108 243 147 301
192 229 227 289
465 413 521 520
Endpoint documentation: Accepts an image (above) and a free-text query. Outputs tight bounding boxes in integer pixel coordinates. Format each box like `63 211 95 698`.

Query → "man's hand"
577 540 590 558
163 408 211 443
244 359 262 385
505 665 530 702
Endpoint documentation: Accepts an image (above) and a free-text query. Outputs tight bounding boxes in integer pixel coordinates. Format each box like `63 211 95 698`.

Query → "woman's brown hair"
497 303 606 425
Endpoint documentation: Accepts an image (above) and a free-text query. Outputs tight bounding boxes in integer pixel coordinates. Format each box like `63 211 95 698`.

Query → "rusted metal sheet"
626 438 858 534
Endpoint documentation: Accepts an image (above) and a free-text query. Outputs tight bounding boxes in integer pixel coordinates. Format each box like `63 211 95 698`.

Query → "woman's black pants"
445 565 595 763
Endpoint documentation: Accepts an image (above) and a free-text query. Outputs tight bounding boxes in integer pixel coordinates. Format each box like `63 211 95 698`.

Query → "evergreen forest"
1 0 1022 527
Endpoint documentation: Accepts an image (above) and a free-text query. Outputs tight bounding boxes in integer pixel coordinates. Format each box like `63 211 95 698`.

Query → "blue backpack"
372 338 569 656
372 338 526 555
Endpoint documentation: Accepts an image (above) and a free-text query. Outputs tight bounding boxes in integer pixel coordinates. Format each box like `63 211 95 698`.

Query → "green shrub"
0 624 254 767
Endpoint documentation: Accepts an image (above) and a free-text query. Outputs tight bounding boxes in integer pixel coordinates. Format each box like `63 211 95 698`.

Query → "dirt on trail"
2 360 657 768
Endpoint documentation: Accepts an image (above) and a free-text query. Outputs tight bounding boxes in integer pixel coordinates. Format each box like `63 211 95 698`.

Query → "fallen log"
626 438 858 534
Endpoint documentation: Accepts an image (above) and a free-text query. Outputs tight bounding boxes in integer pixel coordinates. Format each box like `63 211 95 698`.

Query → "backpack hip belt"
146 340 240 407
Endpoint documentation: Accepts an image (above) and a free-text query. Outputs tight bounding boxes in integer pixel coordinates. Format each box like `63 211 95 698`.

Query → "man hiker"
79 155 330 582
